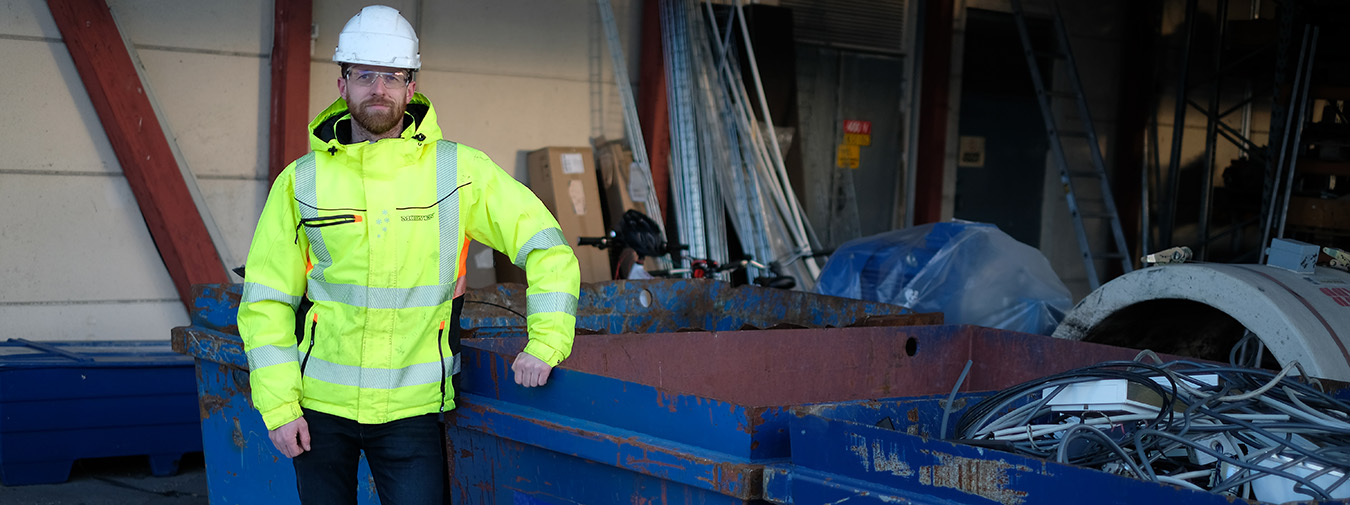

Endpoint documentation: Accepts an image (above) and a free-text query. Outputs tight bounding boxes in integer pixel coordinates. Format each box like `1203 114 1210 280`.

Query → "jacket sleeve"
460 147 579 366
237 164 308 430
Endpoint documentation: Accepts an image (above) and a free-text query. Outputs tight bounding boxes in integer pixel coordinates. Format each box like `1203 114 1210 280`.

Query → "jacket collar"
308 93 443 154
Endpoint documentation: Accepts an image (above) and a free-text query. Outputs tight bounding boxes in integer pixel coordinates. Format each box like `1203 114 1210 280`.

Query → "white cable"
1156 475 1208 491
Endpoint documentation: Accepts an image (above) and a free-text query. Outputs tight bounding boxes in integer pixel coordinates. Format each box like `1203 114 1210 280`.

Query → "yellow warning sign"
836 144 860 169
843 132 871 146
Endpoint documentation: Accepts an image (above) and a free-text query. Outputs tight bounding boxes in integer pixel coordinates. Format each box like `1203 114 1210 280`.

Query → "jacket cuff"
523 339 565 367
260 402 304 431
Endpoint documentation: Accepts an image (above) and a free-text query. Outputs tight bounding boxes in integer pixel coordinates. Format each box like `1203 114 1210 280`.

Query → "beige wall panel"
306 67 625 183
0 302 187 341
0 174 180 303
137 49 270 179
107 0 271 54
429 71 615 181
308 0 637 179
417 0 638 81
200 179 269 273
3 39 120 174
0 0 60 38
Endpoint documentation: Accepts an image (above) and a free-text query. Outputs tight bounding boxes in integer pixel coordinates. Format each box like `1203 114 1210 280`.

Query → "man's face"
338 64 417 136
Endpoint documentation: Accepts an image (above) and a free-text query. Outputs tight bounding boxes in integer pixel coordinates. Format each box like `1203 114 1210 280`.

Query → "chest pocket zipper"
294 214 363 244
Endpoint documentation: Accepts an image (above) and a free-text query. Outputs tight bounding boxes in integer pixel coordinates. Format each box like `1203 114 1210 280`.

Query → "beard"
350 97 405 135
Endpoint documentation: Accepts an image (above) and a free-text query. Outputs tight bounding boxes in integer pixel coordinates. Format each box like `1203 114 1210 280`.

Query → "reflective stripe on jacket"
238 93 579 430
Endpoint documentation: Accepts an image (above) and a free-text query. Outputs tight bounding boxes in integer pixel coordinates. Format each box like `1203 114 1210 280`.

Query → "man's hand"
268 416 311 458
512 352 553 387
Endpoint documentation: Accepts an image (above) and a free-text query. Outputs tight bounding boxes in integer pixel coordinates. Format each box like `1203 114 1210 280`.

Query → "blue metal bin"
762 394 1337 504
175 280 1185 504
0 339 201 485
172 280 920 504
445 324 1194 504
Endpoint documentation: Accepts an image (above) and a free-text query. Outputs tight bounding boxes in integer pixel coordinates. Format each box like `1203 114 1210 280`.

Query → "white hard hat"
332 5 421 70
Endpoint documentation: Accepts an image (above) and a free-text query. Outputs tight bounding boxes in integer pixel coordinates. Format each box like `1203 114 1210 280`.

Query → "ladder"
1010 0 1133 290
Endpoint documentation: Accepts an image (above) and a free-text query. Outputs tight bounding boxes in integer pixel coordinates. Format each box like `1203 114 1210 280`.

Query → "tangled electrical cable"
950 354 1350 501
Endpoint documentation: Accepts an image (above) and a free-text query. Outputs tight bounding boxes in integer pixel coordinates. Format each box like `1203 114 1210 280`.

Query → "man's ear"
338 77 348 101
406 80 416 104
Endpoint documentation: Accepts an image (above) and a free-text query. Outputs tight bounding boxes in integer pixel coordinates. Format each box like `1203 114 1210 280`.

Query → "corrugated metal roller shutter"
779 0 907 54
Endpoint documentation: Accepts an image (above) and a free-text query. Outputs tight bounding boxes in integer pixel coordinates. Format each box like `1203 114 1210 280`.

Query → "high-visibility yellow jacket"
238 93 579 430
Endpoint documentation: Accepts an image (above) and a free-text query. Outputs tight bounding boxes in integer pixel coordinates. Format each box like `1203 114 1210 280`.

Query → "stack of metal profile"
659 0 820 289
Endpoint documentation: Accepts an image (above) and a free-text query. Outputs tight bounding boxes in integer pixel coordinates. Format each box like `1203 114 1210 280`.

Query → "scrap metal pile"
952 357 1350 502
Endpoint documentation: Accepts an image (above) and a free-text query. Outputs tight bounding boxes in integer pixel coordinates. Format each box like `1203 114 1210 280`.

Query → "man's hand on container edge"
512 352 553 387
268 416 311 458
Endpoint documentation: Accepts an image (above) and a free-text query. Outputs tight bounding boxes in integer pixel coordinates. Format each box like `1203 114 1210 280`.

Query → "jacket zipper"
437 320 447 412
300 313 317 376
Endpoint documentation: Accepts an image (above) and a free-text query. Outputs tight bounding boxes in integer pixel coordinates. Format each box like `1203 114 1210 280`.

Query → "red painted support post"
637 0 671 224
913 0 955 225
48 0 228 309
268 0 313 183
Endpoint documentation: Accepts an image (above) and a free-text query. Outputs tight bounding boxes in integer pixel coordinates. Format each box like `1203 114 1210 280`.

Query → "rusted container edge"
451 395 766 500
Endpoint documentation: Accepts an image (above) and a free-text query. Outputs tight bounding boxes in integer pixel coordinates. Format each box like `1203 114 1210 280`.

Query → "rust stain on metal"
849 433 914 477
199 393 228 420
231 418 247 450
907 407 920 423
918 451 1032 505
463 400 760 499
654 390 679 413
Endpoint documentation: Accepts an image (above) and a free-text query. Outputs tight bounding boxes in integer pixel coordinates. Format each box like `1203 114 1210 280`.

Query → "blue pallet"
0 339 202 485
763 395 1332 504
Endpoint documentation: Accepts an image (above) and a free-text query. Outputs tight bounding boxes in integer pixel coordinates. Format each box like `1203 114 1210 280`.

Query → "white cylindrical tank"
1054 264 1350 381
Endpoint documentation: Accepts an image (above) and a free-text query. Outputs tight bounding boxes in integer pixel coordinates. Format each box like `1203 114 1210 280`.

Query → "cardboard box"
520 146 611 283
593 138 668 277
594 139 641 229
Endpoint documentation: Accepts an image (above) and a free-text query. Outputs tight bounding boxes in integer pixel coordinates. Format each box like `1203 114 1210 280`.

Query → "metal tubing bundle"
661 0 711 270
659 0 821 287
595 0 671 270
952 358 1350 501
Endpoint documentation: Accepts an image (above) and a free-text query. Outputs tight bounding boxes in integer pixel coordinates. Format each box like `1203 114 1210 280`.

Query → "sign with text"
836 144 860 169
842 120 872 146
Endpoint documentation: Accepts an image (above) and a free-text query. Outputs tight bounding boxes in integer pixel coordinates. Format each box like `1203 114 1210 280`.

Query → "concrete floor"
0 453 208 505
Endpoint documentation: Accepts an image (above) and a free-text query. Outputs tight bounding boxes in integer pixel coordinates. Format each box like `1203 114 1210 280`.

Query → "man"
237 5 580 504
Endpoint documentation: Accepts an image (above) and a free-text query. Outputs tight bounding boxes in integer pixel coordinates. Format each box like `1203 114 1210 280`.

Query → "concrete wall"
0 0 640 341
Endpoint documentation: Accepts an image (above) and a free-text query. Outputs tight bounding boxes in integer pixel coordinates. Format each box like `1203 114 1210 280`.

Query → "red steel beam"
48 0 228 309
268 0 313 183
913 0 955 225
637 0 671 224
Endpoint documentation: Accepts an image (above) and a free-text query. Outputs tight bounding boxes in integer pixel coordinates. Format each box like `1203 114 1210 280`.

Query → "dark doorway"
954 9 1053 247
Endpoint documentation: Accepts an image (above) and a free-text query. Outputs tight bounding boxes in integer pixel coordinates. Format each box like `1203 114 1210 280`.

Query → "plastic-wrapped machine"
816 221 1072 335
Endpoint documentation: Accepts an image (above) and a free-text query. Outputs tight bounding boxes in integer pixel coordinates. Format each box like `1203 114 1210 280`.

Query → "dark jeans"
293 409 448 505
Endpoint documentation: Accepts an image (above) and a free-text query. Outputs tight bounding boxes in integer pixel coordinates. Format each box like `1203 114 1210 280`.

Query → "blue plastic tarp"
816 221 1072 335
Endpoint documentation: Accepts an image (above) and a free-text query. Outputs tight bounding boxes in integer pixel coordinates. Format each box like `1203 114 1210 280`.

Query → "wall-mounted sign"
836 144 861 169
958 136 986 168
843 119 871 146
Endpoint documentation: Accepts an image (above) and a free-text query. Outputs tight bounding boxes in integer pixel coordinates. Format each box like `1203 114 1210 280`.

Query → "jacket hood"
308 92 443 152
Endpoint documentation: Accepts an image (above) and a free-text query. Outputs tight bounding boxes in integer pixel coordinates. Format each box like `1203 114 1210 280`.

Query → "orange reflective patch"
457 238 470 277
